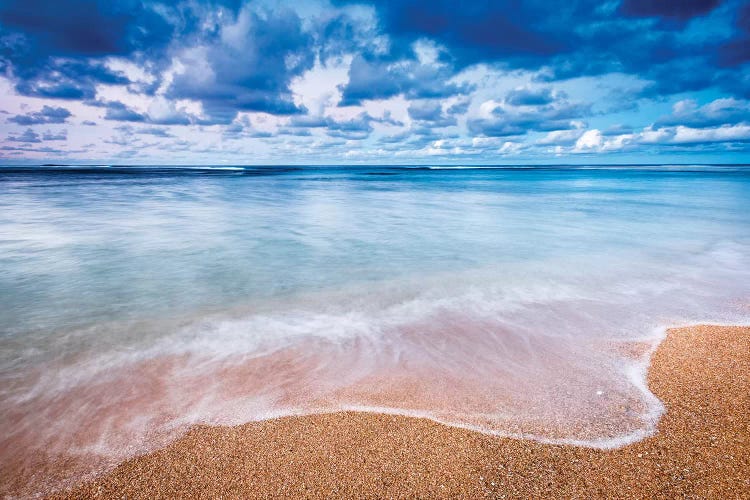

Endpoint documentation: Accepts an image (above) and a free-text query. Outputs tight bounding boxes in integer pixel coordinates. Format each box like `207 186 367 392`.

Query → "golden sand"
50 324 750 499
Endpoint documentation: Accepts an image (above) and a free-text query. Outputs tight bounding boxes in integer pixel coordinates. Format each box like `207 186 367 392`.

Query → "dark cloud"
619 0 722 21
325 112 374 139
468 98 590 137
276 127 312 137
277 127 313 137
7 128 40 142
2 0 747 125
313 13 383 62
636 59 719 98
334 0 748 99
407 100 457 127
222 119 274 139
376 125 456 150
0 1 171 98
166 7 314 120
407 100 443 121
8 105 71 125
656 98 750 128
155 139 193 152
1 0 748 161
506 87 557 106
42 130 67 140
144 107 195 126
379 130 413 144
101 101 147 122
378 111 404 127
91 99 197 125
602 124 635 136
0 1 248 102
718 3 750 66
447 98 471 115
135 127 173 137
335 0 572 65
284 111 401 139
0 1 172 57
339 54 472 105
1 144 67 153
115 125 174 140
288 115 329 128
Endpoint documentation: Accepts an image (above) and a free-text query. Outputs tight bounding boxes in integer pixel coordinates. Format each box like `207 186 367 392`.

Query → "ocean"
1 164 749 492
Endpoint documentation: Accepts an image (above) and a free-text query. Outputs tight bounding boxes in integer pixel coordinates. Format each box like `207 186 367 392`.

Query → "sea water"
1 165 749 492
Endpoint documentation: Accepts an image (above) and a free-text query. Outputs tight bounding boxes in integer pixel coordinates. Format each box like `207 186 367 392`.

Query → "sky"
0 0 749 165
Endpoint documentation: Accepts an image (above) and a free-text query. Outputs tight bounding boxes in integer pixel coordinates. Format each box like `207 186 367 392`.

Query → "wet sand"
52 324 749 499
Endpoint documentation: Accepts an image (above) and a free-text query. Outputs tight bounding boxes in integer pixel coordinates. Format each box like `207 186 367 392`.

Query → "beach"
53 324 749 498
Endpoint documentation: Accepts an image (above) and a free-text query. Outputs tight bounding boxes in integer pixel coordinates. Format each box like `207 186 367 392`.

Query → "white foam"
6 245 746 463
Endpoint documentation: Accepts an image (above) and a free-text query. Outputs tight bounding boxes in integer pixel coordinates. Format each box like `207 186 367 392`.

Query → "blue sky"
1 0 749 164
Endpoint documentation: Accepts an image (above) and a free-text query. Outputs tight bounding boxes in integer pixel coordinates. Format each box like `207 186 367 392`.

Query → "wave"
3 241 748 482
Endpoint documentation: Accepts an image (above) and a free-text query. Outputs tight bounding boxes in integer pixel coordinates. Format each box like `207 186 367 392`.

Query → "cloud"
325 112 375 139
222 118 275 139
42 130 67 140
100 101 147 122
656 98 750 128
283 111 401 139
379 130 413 144
334 0 748 100
334 0 571 66
8 105 72 125
288 115 329 128
277 127 312 137
339 52 472 105
1 145 67 154
574 129 605 151
0 1 173 57
1 0 749 162
567 122 750 154
166 6 315 121
135 127 173 138
467 95 590 138
7 128 40 142
0 1 173 98
91 99 198 125
505 87 557 106
618 0 722 21
113 125 179 139
537 127 586 145
407 100 457 127
718 3 750 66
643 124 750 144
5 128 67 143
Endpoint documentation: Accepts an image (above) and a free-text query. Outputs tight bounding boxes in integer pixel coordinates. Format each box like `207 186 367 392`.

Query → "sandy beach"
49 324 749 499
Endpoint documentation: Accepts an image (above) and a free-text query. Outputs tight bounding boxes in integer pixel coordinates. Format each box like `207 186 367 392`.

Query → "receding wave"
2 241 749 495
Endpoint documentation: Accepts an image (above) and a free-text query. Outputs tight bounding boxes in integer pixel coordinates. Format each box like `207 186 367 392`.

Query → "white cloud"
574 129 603 151
670 124 750 144
538 127 585 145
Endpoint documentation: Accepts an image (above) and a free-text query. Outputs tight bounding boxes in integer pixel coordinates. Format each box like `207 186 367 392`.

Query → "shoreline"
50 324 750 498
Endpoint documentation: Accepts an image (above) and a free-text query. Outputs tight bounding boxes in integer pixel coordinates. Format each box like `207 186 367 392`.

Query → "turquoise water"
1 165 749 491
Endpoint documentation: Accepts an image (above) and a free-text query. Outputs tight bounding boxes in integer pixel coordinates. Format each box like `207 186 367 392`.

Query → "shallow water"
1 164 749 494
